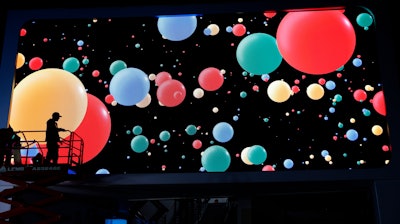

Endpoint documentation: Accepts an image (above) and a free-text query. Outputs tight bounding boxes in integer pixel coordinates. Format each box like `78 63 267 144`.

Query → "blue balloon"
109 67 150 106
212 122 234 143
236 33 282 74
157 15 197 41
283 159 294 169
95 168 110 175
346 129 358 141
201 145 231 172
325 80 336 90
352 58 362 67
20 145 39 157
77 40 84 46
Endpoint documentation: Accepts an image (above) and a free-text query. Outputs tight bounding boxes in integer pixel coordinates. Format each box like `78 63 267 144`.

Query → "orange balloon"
16 53 25 69
9 68 88 141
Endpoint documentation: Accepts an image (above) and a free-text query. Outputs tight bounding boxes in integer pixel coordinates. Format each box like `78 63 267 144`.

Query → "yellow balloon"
9 68 88 141
307 83 324 100
240 147 253 165
372 125 383 136
16 53 25 69
267 80 291 103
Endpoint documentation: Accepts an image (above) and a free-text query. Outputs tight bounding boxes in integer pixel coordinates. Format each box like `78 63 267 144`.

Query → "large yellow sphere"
9 68 88 141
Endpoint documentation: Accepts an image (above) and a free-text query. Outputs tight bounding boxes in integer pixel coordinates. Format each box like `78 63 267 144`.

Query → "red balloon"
276 10 356 75
372 90 386 116
264 11 277 18
104 94 114 104
20 28 27 37
192 139 202 149
353 89 367 102
232 24 246 37
65 93 111 163
29 57 44 71
198 67 224 91
157 79 186 107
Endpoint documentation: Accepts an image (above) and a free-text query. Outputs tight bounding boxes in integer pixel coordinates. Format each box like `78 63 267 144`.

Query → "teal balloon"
212 122 234 143
109 67 150 106
131 135 149 153
185 124 197 135
247 145 267 165
157 15 197 41
132 125 143 135
356 13 373 28
159 130 171 141
201 145 231 172
62 57 80 73
236 32 282 74
109 60 127 75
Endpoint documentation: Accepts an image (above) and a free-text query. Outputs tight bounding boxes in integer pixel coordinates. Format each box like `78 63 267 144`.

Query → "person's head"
7 126 13 132
52 112 62 120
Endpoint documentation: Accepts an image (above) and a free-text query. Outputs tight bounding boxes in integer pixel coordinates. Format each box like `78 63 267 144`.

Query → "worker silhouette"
0 126 18 167
44 112 66 165
0 126 21 167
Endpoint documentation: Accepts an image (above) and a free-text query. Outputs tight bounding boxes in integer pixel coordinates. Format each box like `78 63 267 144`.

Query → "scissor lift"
0 130 83 223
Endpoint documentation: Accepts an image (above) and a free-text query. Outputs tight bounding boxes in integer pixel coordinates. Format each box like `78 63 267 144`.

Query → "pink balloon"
198 67 224 91
262 165 275 171
277 10 356 75
157 79 186 107
65 93 111 163
372 90 386 116
155 71 172 86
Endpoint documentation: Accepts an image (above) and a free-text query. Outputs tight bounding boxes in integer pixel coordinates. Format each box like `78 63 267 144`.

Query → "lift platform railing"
12 130 83 167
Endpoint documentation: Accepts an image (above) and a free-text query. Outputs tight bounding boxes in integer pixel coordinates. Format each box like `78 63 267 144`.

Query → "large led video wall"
9 5 392 174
